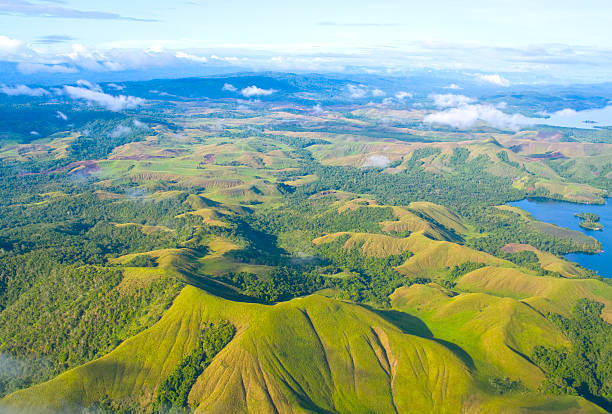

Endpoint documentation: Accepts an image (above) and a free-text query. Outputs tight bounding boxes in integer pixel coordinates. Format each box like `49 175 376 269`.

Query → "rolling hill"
2 286 606 414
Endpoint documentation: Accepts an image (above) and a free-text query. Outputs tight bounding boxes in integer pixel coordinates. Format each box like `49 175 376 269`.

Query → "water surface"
533 105 612 129
509 198 612 278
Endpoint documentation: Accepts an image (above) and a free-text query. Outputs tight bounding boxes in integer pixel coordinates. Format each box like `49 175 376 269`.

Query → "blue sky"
1 0 612 82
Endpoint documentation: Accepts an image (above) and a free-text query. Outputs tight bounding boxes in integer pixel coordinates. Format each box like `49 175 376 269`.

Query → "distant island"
575 212 604 230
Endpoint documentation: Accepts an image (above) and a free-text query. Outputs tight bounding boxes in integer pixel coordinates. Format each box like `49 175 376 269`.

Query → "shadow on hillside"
366 307 434 338
180 272 267 304
433 338 475 370
364 306 475 370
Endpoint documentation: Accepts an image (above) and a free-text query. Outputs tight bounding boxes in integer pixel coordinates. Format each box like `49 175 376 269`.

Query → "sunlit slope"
313 231 506 276
3 286 604 414
457 266 612 323
380 206 458 241
188 294 476 413
391 284 567 388
501 243 587 278
407 201 469 236
2 287 474 413
333 198 461 241
0 286 258 413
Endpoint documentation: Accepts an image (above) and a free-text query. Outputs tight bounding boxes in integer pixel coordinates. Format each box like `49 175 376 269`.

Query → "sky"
1 0 612 83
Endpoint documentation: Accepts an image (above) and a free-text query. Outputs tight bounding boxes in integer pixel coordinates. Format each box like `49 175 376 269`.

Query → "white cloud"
444 84 462 90
348 84 368 98
240 85 276 97
107 83 125 91
553 108 577 117
371 88 386 97
110 125 133 138
76 79 98 90
222 83 237 92
395 91 412 100
424 104 532 130
0 35 26 55
0 352 29 380
63 85 145 111
362 154 390 168
56 111 68 121
63 44 125 72
29 131 39 136
430 93 475 108
210 54 246 62
0 84 49 96
175 51 208 63
132 119 147 128
479 73 510 87
312 103 325 116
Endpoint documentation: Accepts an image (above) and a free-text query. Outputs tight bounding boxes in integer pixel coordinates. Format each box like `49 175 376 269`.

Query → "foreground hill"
1 286 605 414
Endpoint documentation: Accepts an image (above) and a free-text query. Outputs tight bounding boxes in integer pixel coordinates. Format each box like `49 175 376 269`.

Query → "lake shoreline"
509 198 611 278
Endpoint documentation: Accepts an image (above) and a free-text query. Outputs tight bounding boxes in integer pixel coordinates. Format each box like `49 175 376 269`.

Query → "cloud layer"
2 32 612 84
33 35 76 45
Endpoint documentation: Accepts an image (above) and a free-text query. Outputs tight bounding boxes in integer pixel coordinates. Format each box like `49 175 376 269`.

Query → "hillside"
2 286 606 414
313 231 507 278
457 266 612 322
391 284 567 388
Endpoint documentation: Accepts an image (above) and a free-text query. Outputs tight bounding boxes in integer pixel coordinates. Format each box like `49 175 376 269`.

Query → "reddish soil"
17 160 100 177
526 151 566 160
112 154 165 160
500 243 537 254
536 131 562 141
202 153 216 164
309 190 339 199
63 160 100 175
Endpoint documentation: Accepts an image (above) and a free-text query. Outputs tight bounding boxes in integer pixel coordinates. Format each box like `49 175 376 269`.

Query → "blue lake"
534 105 612 129
509 199 612 278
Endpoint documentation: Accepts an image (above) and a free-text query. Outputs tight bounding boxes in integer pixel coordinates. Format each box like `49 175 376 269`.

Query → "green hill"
313 231 507 278
2 286 605 414
456 266 612 323
391 284 567 388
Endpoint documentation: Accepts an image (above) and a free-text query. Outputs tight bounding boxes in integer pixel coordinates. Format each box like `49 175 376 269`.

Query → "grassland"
456 266 612 322
500 243 587 278
391 284 568 388
313 231 507 279
2 285 606 414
